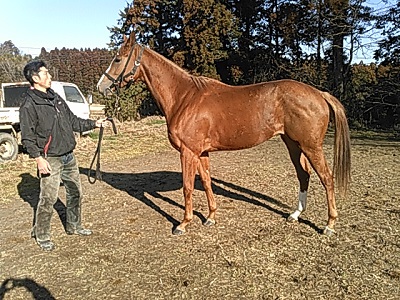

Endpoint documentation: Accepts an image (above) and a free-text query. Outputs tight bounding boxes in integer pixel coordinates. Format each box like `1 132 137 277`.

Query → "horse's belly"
212 126 275 151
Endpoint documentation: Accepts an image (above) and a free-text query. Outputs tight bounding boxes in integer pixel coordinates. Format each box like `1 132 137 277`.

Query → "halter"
103 42 145 94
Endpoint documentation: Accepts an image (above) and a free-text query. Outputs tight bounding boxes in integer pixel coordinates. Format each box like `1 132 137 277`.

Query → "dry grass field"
0 117 399 299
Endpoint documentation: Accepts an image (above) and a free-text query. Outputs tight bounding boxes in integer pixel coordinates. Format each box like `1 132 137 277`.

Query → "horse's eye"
115 56 122 63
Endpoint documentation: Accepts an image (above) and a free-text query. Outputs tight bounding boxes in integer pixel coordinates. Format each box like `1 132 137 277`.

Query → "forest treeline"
0 0 399 131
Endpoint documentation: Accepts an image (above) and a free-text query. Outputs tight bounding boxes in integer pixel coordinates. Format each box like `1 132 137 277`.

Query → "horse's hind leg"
281 135 311 222
301 146 337 235
198 152 217 226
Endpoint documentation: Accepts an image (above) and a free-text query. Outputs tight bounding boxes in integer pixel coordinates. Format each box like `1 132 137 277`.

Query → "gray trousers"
33 152 83 242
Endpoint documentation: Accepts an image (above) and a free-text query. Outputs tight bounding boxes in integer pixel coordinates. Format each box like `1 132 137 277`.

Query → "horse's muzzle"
97 82 113 96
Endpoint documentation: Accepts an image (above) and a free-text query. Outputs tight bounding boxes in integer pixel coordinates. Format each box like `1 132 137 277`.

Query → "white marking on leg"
290 191 307 221
298 190 307 211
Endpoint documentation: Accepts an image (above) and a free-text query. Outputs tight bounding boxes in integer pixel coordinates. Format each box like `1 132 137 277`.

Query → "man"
19 60 106 251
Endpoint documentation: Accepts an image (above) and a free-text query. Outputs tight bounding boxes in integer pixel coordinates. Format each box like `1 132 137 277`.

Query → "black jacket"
19 88 96 158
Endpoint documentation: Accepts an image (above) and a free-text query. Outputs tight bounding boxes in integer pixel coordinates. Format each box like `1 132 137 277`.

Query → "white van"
50 81 91 119
0 81 91 163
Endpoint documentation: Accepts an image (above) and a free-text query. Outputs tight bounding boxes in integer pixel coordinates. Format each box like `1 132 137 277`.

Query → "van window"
4 85 29 107
63 86 85 103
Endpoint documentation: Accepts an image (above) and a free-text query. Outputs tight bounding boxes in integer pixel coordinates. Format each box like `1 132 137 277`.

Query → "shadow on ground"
81 167 321 233
0 277 55 300
17 173 68 231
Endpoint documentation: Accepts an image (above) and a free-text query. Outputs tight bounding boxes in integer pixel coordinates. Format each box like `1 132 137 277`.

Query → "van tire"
0 133 18 163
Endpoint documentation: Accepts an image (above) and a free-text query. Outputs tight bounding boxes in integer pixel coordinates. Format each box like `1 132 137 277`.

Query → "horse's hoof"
287 215 298 223
323 226 336 236
173 227 186 236
203 219 216 227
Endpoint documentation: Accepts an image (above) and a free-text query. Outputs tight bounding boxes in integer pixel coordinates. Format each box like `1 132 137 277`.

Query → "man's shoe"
66 228 92 236
37 240 55 251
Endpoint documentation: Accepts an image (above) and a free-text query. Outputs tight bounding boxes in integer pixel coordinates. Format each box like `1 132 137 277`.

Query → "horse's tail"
321 92 351 197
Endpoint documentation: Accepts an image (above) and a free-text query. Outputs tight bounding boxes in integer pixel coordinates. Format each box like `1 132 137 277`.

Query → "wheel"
0 132 19 163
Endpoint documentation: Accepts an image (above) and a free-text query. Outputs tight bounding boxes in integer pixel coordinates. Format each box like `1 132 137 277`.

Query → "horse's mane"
145 47 218 91
190 76 211 90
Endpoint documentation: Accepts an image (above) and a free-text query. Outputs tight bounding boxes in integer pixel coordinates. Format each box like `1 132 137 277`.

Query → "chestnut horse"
97 34 351 236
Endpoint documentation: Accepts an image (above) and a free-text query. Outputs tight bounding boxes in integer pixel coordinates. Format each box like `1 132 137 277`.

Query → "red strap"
43 135 52 157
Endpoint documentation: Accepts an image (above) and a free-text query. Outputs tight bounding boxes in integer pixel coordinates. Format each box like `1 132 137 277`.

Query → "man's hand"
95 118 109 128
36 156 51 175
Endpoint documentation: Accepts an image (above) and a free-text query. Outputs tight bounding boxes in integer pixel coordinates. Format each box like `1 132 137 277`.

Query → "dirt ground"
0 118 399 300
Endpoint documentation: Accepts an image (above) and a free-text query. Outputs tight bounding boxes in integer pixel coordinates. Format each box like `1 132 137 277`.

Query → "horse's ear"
123 35 128 43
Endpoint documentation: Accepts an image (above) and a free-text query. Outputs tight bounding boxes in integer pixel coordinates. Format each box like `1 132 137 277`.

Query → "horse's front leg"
173 147 199 235
198 152 216 226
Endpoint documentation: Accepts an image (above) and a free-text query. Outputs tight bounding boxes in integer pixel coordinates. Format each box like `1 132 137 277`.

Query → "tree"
0 40 21 56
374 1 400 65
346 63 377 127
180 0 236 78
0 41 31 83
39 47 113 96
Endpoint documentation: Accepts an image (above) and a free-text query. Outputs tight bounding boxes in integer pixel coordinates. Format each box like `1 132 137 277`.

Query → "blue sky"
0 0 129 57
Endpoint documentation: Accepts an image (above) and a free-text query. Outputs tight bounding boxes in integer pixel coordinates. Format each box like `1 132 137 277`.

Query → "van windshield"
63 86 85 103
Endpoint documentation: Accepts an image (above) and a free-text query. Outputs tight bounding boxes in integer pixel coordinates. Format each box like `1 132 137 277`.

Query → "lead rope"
113 93 120 121
88 97 118 184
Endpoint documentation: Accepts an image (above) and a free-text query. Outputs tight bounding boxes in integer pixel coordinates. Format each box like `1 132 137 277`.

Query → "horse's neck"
140 48 193 119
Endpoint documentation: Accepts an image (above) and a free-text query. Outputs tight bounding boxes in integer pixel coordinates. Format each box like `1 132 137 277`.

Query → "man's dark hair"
23 60 47 86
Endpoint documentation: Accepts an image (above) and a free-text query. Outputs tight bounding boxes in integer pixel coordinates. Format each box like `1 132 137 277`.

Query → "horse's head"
97 34 144 95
